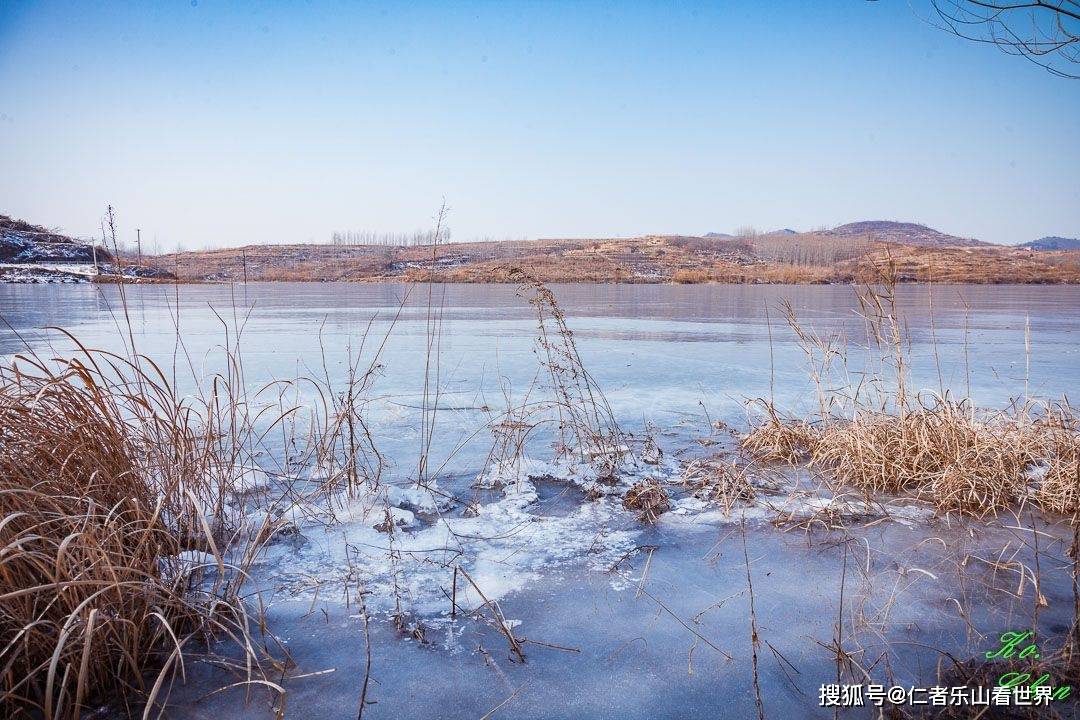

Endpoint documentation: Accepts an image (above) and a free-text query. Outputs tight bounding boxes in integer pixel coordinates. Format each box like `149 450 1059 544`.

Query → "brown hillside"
154 233 1080 285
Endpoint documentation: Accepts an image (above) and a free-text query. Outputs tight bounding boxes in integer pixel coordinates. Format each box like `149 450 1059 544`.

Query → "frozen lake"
2 282 1078 719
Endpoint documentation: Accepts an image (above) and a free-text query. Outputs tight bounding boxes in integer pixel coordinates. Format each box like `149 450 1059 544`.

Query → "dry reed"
740 402 819 464
1033 406 1080 514
811 399 1043 513
508 267 625 473
682 457 756 513
742 259 1080 518
0 348 276 719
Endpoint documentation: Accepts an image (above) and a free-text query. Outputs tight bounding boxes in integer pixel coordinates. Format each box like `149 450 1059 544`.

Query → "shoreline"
4 275 1079 286
150 238 1080 285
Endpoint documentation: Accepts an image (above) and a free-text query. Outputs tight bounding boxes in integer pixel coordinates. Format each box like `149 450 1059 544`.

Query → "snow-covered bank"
0 263 97 283
0 262 175 283
0 215 174 283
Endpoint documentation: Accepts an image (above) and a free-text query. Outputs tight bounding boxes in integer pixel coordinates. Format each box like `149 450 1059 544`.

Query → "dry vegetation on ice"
3 261 1080 719
740 265 1080 520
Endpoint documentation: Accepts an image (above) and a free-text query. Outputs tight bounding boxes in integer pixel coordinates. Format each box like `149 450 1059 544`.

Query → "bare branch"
922 0 1080 77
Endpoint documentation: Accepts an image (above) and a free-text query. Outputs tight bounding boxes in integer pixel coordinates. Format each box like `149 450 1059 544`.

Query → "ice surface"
255 458 645 617
3 283 1080 718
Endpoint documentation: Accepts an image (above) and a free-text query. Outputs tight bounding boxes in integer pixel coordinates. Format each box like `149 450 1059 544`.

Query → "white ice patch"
163 550 220 583
386 482 450 514
1024 460 1051 482
669 496 709 515
474 455 557 489
259 460 641 618
766 493 935 526
474 452 636 494
660 501 772 527
232 465 272 493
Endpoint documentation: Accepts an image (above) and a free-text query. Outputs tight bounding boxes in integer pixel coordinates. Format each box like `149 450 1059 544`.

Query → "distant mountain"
829 220 987 248
1020 236 1080 251
0 214 109 263
703 232 732 238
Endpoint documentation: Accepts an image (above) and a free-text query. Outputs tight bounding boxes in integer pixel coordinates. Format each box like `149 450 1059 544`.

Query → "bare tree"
927 0 1080 77
329 226 452 246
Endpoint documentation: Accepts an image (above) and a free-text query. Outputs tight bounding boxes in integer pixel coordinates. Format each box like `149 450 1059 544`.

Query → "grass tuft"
0 350 270 719
682 457 756 513
622 479 671 522
740 404 819 465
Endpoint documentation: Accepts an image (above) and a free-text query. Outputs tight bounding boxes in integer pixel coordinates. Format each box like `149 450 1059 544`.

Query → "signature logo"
986 631 1071 701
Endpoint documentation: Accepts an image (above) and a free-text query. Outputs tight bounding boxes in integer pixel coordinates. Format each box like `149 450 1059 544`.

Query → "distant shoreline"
6 215 1078 285
143 235 1080 286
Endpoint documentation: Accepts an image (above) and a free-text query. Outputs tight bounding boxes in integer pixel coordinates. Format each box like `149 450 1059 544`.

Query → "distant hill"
1020 236 1080 250
155 231 1080 285
9 211 1077 286
829 220 987 248
0 214 109 263
703 232 732 238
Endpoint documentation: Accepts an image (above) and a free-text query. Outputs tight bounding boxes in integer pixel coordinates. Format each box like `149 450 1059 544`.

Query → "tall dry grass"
0 305 394 718
509 267 625 473
0 341 282 719
810 399 1050 515
1032 405 1080 514
743 259 1080 517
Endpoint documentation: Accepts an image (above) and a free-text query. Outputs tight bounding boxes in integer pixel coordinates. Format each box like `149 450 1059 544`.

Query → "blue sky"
0 1 1077 249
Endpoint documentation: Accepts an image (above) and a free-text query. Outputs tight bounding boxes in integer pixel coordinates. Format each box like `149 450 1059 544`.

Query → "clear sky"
1 1 1077 250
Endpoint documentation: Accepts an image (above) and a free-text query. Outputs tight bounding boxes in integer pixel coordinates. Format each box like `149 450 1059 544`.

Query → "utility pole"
136 228 143 265
99 223 107 277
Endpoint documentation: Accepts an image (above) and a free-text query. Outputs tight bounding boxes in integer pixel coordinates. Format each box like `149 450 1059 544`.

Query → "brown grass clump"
1039 455 1080 514
810 400 1059 516
671 269 710 283
748 392 1080 519
1033 408 1080 514
0 352 270 719
682 457 755 513
622 479 671 522
741 407 819 464
812 403 1071 515
744 268 1080 518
